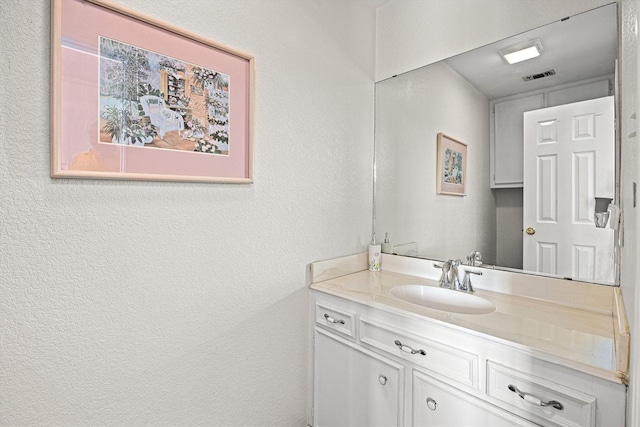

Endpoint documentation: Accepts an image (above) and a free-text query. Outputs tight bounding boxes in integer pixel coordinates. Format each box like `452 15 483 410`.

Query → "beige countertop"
309 254 629 384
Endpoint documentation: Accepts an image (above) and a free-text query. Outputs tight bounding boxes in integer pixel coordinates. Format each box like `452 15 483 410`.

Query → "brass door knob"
525 227 536 235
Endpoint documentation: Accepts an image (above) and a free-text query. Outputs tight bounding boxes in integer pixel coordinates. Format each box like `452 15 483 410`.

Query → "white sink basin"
390 285 496 315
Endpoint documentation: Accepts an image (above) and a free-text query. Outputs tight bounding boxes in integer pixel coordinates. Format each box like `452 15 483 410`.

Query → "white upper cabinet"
491 94 544 188
490 78 612 189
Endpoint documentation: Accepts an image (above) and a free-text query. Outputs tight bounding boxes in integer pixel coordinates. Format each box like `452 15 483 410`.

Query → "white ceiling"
444 3 618 99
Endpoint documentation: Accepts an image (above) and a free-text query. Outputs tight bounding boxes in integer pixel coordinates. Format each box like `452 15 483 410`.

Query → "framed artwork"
51 0 254 183
436 133 467 196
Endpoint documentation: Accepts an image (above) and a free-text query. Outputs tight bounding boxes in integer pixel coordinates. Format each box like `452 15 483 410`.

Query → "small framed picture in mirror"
436 133 467 196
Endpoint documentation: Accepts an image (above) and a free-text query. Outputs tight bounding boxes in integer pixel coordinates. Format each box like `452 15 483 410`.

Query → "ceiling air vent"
522 69 556 82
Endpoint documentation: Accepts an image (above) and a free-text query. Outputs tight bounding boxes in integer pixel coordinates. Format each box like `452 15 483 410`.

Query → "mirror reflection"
374 3 618 285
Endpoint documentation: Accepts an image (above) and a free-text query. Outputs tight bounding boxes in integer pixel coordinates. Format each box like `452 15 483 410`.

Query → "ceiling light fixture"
499 39 543 64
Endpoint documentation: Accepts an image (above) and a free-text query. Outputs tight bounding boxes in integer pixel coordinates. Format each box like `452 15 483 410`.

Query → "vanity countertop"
309 253 629 385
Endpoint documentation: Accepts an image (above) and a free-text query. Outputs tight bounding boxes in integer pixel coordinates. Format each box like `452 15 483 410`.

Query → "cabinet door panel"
413 370 538 427
314 328 404 427
493 94 544 187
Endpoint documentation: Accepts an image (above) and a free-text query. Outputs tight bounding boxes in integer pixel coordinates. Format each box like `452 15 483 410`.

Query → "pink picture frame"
436 133 467 196
51 0 254 183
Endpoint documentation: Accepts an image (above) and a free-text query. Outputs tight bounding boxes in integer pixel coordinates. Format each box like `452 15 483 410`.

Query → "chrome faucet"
438 259 462 290
449 259 463 290
437 260 454 289
437 259 482 293
466 250 482 266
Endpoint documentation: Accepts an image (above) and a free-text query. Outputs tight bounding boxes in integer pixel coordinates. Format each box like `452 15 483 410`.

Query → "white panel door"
522 96 614 283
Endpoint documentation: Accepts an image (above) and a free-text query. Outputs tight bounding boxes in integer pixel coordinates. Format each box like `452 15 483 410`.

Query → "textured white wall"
0 0 375 424
624 0 640 424
619 0 638 330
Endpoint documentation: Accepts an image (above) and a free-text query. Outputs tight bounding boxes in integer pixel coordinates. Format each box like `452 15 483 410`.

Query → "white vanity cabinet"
309 291 627 427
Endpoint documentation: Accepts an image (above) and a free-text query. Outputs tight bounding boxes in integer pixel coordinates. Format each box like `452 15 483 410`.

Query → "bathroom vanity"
307 253 629 426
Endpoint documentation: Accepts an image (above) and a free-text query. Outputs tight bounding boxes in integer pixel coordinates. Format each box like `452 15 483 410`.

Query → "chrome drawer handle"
394 339 426 356
508 384 564 410
323 314 345 325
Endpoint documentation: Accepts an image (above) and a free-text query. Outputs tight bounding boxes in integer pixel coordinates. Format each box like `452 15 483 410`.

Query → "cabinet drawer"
315 302 356 339
359 318 478 389
413 370 538 427
487 361 596 427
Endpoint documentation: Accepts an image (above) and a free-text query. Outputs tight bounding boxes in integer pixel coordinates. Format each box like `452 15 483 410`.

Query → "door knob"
426 397 437 411
525 227 536 235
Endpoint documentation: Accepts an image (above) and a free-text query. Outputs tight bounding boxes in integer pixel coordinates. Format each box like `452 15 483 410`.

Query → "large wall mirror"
374 3 619 285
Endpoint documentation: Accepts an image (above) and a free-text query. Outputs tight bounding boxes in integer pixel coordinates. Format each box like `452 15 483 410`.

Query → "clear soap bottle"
381 232 394 254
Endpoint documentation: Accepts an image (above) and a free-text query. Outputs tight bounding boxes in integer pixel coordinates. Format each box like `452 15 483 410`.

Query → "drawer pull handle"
323 314 345 325
394 339 426 356
378 375 387 385
508 384 564 410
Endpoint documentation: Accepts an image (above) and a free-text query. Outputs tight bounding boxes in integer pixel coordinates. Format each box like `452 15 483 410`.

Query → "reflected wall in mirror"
374 3 618 285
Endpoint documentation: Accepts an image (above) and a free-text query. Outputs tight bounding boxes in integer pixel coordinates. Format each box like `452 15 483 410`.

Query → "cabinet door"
412 371 538 427
492 94 544 187
313 328 404 427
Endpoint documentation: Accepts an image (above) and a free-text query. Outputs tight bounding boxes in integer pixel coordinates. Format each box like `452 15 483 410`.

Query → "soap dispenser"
368 234 381 272
381 232 394 254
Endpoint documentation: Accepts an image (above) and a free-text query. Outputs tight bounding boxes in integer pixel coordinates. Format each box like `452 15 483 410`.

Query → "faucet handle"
458 267 482 293
463 266 482 275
